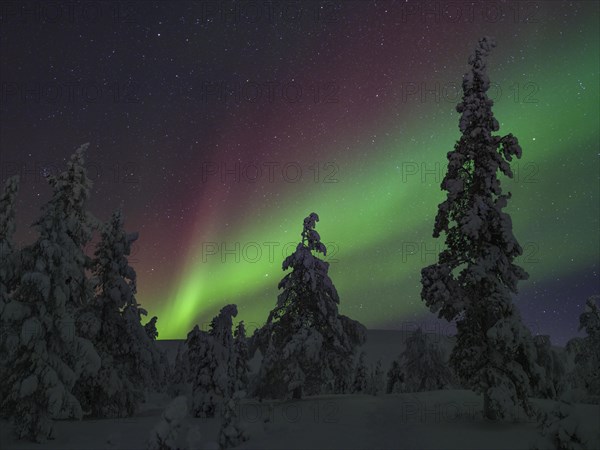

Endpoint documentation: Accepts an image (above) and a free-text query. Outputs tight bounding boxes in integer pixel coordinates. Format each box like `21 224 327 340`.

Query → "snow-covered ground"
2 330 598 450
2 390 598 450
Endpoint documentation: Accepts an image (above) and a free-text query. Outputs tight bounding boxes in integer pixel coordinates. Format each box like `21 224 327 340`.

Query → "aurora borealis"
1 1 598 345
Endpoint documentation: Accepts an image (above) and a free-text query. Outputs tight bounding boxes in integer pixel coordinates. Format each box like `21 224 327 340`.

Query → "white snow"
2 331 598 449
2 390 598 450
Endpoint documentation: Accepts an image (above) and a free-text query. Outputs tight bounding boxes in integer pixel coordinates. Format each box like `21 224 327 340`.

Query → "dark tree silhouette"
572 295 600 402
397 328 452 393
0 176 20 312
420 37 540 420
189 304 238 418
0 145 100 441
75 211 165 417
233 321 250 393
254 213 366 399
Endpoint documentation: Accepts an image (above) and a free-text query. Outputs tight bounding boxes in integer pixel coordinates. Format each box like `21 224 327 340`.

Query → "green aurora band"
148 24 599 339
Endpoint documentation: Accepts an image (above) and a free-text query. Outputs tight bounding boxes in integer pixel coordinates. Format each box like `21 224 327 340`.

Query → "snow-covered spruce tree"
572 295 600 403
147 395 188 450
190 304 238 418
533 335 566 400
1 146 101 441
386 360 404 394
530 400 597 450
209 304 238 397
74 210 161 417
564 337 583 391
0 176 21 414
254 213 366 399
397 328 452 393
420 37 541 420
121 289 167 395
368 359 385 396
0 175 20 311
168 341 192 397
47 144 97 310
233 321 250 394
352 352 369 394
218 391 249 450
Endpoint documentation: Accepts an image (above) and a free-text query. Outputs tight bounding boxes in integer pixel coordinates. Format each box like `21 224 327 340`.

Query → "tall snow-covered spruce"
0 176 21 410
533 335 566 400
0 144 100 441
46 143 98 310
420 38 541 420
254 213 366 399
233 320 250 394
0 176 20 320
74 210 165 417
568 295 600 403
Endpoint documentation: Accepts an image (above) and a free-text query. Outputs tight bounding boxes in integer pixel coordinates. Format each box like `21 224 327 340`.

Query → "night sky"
1 1 598 344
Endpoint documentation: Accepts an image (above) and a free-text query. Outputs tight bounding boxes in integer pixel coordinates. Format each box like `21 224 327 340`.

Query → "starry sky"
1 1 598 345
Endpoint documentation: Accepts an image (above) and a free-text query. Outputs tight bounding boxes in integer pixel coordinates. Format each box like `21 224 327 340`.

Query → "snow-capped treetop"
91 210 138 311
579 295 600 338
26 143 97 309
44 143 97 248
422 36 528 322
279 212 333 298
459 36 497 132
145 316 159 340
209 304 238 345
301 212 327 255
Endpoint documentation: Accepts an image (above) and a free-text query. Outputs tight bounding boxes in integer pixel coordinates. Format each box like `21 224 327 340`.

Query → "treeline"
0 145 168 442
0 155 368 448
